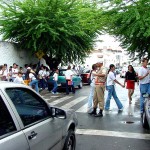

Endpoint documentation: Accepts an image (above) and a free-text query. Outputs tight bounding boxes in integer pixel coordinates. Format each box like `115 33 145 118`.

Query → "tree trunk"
43 55 61 70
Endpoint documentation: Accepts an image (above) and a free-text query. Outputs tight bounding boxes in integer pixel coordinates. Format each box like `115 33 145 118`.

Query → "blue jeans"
87 82 95 108
105 85 123 110
29 79 39 93
140 83 150 113
52 80 58 93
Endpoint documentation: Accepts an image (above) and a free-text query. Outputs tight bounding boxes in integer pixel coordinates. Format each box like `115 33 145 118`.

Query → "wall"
0 41 38 67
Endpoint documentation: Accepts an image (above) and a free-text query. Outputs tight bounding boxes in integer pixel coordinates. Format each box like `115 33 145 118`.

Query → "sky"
95 34 122 50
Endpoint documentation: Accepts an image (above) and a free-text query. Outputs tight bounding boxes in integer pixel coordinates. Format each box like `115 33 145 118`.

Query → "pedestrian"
89 62 107 117
138 58 150 117
105 64 124 111
65 65 75 95
38 66 47 90
0 65 4 81
3 64 9 81
12 63 19 81
124 65 137 104
26 67 39 93
87 64 97 113
13 72 25 84
51 69 59 94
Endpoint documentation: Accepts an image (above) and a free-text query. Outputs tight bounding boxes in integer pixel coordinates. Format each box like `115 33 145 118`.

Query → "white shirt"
29 73 36 80
3 69 8 76
53 73 58 81
14 76 24 84
138 66 150 84
65 70 74 80
38 70 46 77
90 71 96 84
12 68 18 78
106 71 116 86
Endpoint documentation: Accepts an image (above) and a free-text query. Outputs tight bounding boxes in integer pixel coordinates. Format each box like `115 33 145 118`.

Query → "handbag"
68 80 73 85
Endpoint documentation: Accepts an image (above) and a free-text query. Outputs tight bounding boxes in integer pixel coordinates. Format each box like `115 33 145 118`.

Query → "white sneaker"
118 107 124 111
51 91 55 94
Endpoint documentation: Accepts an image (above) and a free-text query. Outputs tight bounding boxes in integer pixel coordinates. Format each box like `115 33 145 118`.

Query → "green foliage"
0 0 103 67
101 0 150 60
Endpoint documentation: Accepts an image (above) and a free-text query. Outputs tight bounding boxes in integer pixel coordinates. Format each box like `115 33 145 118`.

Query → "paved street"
41 76 150 150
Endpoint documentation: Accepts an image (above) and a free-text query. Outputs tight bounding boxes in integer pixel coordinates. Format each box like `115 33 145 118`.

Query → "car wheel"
63 130 76 150
78 82 83 89
142 111 149 129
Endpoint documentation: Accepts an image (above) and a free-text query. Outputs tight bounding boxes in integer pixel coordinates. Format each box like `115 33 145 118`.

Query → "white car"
0 81 78 150
120 67 128 78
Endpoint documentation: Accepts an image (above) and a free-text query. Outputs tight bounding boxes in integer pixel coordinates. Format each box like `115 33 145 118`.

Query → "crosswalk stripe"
76 103 87 112
76 129 150 140
50 96 73 105
61 96 87 109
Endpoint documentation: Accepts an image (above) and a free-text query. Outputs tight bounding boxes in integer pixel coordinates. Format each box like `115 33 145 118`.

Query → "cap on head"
27 67 31 70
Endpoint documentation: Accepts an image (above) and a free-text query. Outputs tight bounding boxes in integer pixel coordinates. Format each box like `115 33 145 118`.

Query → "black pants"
66 80 75 94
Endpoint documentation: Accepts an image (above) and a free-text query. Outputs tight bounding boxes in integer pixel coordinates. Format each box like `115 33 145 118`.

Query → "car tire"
63 130 76 150
78 82 83 89
142 111 149 129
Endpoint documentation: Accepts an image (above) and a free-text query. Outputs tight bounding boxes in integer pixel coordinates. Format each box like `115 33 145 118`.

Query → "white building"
0 41 38 67
84 35 131 68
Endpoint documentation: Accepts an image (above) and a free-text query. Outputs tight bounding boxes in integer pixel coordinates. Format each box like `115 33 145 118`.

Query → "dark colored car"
80 69 91 84
142 94 150 129
48 69 82 90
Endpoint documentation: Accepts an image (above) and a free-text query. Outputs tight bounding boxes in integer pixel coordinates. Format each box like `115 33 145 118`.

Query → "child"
51 69 59 94
14 72 25 84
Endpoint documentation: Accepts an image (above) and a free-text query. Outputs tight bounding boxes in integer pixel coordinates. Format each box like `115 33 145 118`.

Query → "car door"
0 91 29 150
5 88 64 150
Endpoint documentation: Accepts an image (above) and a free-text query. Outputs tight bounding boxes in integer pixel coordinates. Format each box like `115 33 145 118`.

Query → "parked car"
142 94 150 129
120 67 128 78
80 69 91 84
48 69 82 89
0 81 78 150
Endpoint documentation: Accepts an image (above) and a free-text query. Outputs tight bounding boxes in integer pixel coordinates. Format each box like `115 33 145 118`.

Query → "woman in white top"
26 67 39 93
65 65 75 94
105 64 124 111
87 64 97 112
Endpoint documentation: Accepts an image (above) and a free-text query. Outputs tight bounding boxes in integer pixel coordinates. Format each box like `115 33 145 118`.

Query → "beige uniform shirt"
96 67 107 83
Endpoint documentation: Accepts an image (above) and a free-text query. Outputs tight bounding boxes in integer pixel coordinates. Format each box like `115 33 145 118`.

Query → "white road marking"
50 96 73 105
76 103 87 112
61 96 87 109
76 129 150 140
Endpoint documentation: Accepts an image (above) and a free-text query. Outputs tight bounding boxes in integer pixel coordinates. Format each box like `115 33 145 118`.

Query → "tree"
0 0 103 69
101 0 150 60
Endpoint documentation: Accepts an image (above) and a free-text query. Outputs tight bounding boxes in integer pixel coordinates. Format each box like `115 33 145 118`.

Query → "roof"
0 81 28 89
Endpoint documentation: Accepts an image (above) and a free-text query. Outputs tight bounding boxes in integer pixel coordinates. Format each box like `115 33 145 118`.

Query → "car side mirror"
51 107 66 119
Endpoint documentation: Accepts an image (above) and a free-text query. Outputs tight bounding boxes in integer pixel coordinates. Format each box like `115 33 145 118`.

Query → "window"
6 88 50 126
0 96 16 136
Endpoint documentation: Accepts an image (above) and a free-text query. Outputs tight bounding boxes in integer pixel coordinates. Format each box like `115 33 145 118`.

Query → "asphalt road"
41 76 150 150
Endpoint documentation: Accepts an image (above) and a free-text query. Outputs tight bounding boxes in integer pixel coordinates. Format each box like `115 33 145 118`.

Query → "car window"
59 70 66 76
5 88 50 126
0 95 16 137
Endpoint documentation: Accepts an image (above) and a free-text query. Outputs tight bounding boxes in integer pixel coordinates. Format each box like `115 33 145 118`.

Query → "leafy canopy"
0 0 103 66
101 0 150 60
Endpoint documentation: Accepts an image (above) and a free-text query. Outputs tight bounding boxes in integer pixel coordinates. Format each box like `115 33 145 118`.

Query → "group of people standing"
87 62 124 117
87 58 149 118
0 63 51 94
